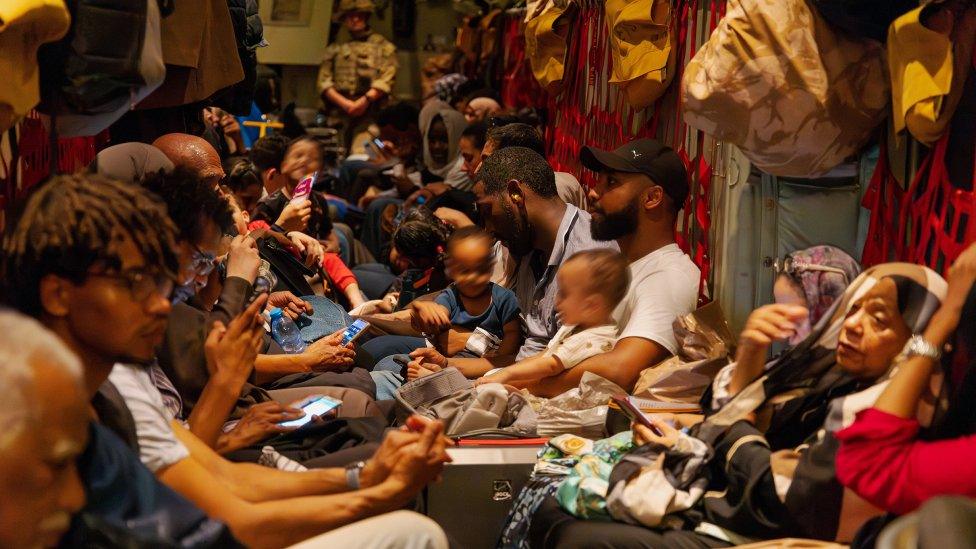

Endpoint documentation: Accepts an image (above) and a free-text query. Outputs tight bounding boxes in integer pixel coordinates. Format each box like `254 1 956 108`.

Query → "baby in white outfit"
476 249 630 386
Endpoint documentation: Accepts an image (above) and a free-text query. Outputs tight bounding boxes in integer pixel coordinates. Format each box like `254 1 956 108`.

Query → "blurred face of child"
445 237 493 299
555 260 607 327
281 140 323 186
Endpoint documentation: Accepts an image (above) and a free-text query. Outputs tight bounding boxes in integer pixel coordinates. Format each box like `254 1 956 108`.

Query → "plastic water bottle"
269 308 306 354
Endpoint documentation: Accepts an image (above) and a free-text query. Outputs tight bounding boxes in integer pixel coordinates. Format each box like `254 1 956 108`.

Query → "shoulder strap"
91 381 142 454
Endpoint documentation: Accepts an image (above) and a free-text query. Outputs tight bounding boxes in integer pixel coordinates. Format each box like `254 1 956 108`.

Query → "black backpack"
39 0 151 114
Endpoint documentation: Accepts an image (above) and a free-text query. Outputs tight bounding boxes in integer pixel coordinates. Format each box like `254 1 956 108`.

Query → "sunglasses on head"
772 255 851 284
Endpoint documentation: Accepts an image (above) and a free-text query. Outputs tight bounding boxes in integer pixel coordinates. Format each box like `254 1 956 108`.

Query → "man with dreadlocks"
0 173 451 548
0 173 226 544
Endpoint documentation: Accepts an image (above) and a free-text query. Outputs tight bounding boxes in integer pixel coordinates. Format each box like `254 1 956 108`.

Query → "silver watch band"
346 461 366 490
904 335 941 361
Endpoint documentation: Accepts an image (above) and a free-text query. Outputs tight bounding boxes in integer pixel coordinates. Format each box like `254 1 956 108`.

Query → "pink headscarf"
464 97 502 123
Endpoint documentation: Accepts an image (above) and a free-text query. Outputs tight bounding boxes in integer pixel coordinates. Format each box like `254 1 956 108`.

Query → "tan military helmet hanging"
0 0 70 132
333 0 376 22
525 0 577 96
604 0 676 109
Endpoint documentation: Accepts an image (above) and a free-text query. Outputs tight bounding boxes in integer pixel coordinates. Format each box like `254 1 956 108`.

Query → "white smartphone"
279 395 343 428
341 319 370 346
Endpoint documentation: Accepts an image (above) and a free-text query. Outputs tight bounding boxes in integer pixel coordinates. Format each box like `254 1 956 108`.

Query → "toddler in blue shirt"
408 226 522 377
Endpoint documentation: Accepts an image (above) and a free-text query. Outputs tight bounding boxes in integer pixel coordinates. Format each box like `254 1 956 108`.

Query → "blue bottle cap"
269 307 283 320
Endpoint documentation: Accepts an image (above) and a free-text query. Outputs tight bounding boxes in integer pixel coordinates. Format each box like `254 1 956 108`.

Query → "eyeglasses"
771 256 851 284
88 270 175 303
189 243 217 277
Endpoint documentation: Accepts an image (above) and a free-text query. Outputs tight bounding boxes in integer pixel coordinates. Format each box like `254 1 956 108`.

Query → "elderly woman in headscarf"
836 245 976 526
530 263 948 548
772 245 862 345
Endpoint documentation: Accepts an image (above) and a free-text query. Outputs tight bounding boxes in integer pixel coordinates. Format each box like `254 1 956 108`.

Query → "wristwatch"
903 335 942 361
345 461 367 490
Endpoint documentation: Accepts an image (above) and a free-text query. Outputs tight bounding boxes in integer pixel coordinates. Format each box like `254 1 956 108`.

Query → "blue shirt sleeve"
492 284 522 325
434 287 459 317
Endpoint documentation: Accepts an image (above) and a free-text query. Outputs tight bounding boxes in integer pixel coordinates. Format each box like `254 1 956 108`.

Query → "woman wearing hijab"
836 245 976 518
530 263 947 548
772 245 862 345
419 101 471 191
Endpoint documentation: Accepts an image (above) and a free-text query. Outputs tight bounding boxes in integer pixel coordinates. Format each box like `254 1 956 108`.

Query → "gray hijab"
419 101 469 188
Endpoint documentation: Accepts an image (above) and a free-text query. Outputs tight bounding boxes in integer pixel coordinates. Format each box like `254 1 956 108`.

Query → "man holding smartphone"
0 173 450 548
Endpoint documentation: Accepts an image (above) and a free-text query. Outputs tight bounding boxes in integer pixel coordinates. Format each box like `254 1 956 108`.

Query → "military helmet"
333 0 376 22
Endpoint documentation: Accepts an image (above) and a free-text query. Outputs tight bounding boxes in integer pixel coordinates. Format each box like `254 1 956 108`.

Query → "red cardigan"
835 408 976 515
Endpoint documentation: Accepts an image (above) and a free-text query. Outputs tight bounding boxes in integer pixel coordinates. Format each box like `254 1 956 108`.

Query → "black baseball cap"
580 138 689 207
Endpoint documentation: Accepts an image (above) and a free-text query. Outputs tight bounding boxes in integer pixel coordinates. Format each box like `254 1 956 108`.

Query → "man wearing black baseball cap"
525 138 700 397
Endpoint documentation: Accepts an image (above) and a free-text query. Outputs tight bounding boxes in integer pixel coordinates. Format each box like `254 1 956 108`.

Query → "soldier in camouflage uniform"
318 0 398 150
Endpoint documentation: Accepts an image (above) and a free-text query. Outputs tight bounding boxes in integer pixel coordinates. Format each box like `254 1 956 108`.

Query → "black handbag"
258 236 317 296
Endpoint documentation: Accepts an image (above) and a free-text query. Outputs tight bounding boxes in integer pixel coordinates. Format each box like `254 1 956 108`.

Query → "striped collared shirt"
513 205 618 360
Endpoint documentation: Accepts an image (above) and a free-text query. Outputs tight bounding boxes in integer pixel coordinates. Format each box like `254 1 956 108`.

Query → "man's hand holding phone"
217 401 305 454
632 418 681 449
205 293 268 393
303 333 356 372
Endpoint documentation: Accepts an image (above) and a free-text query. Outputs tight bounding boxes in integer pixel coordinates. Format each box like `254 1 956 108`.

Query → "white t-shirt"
543 324 618 369
108 363 190 473
614 244 700 355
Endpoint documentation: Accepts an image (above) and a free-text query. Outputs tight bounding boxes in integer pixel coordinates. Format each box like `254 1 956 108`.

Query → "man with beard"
407 147 616 379
523 138 700 396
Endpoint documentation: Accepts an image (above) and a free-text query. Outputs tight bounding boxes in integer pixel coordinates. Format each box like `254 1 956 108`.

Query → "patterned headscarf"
701 262 947 447
694 263 947 541
433 73 469 104
777 245 862 331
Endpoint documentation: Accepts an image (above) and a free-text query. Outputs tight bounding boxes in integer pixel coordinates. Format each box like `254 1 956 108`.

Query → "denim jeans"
359 335 427 366
370 369 405 401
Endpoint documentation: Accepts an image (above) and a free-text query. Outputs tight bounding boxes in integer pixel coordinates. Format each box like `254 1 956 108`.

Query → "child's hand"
407 359 440 380
276 200 311 233
473 375 498 386
409 301 452 335
408 347 448 368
